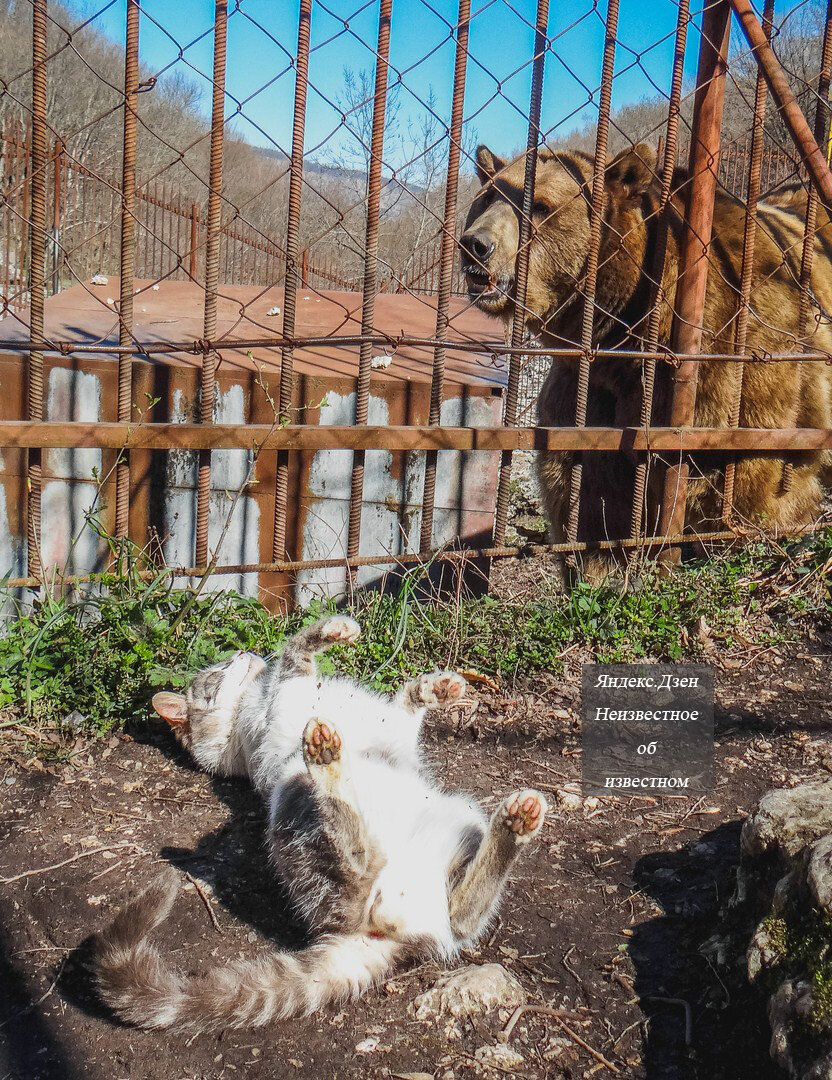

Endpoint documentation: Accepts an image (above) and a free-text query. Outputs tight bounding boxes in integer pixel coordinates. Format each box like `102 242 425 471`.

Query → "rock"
807 835 832 915
266 305 281 316
556 788 583 812
371 354 392 369
742 779 832 861
411 964 527 1021
747 919 786 982
90 273 108 285
474 1044 524 1071
64 710 87 730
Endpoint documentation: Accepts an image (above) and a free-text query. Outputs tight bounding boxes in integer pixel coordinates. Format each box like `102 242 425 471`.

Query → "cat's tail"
92 869 401 1032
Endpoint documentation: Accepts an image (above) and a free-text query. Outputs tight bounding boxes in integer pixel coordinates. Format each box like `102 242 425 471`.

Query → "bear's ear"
475 144 507 184
152 691 189 729
605 143 657 201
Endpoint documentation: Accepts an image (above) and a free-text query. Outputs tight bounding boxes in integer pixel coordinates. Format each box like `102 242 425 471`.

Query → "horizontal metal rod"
2 422 832 453
0 336 830 363
3 526 800 590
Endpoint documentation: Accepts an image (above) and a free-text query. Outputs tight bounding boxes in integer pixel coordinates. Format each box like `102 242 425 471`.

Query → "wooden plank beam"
1 421 832 453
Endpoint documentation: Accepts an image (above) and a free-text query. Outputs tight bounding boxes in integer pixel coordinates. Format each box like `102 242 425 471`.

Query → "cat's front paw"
303 718 342 768
408 671 468 708
501 789 547 843
317 616 361 646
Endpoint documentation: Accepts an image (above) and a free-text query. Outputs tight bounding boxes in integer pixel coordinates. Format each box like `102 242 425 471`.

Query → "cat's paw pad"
411 671 468 707
303 718 342 767
318 616 361 646
502 789 547 842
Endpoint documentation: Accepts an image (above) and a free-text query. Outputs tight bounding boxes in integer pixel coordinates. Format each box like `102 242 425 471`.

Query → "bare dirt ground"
2 636 831 1080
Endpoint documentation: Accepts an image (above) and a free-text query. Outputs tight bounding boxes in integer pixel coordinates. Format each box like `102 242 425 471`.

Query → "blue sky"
62 0 712 167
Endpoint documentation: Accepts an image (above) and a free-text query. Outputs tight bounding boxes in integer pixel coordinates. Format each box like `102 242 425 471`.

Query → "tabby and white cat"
93 616 547 1033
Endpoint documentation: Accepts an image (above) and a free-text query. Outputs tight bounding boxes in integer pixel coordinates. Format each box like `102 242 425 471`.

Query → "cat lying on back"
92 616 547 1032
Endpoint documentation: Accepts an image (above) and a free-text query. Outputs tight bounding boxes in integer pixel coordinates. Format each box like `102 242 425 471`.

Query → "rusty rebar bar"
658 0 731 559
26 0 48 579
722 0 774 524
419 0 471 554
4 525 823 592
491 0 550 547
566 0 619 546
195 0 228 568
115 0 139 539
629 0 690 539
273 0 312 564
346 0 393 565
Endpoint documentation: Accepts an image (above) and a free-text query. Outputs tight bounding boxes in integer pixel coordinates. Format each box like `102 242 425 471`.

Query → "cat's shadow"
59 720 308 1028
135 719 309 949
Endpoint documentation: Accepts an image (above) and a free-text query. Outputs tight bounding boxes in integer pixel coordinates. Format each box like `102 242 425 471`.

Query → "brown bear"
460 142 832 576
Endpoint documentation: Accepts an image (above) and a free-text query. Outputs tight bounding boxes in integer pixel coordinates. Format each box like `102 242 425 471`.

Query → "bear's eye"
532 201 552 217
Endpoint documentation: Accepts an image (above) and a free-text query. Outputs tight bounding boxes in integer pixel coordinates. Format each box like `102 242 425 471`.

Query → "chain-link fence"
2 0 832 603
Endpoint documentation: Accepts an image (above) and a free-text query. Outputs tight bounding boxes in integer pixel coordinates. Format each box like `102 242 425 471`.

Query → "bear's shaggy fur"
461 142 832 576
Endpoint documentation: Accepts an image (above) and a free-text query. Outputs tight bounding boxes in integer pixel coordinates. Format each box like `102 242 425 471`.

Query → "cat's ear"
152 691 189 728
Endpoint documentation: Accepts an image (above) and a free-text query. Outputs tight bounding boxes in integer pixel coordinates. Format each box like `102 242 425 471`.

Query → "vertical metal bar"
115 0 139 538
491 0 549 546
273 0 312 562
195 0 227 568
566 0 620 545
658 0 731 556
346 0 393 563
419 0 470 553
722 0 774 523
797 0 832 347
51 141 62 294
630 0 690 538
775 0 832 498
731 0 832 206
20 123 31 307
26 0 47 578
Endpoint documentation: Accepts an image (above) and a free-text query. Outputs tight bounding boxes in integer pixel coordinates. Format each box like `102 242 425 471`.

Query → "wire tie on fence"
138 77 157 93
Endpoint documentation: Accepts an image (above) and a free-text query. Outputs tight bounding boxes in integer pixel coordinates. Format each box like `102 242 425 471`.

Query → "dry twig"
0 843 147 884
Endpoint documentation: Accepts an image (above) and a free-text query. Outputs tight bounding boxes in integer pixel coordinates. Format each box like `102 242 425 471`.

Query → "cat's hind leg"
396 671 467 714
276 617 361 678
448 789 547 944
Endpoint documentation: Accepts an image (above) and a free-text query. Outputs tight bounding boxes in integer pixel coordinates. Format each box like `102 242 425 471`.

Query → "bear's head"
460 142 658 340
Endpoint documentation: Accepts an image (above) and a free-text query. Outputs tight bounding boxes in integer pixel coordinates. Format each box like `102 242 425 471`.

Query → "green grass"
2 528 832 735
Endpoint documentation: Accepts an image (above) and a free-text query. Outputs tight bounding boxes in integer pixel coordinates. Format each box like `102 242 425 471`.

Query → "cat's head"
152 651 266 755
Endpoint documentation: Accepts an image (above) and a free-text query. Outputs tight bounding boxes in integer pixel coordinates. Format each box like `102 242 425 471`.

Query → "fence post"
658 0 731 559
195 0 228 569
26 0 48 579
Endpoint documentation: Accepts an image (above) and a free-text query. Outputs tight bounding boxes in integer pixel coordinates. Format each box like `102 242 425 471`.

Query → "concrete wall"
0 352 504 612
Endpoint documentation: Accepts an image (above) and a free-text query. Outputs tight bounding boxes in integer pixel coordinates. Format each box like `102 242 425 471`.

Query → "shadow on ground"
630 821 778 1080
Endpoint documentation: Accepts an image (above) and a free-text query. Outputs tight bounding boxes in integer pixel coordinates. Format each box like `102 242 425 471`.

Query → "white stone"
90 273 108 285
474 1044 525 1071
411 964 527 1020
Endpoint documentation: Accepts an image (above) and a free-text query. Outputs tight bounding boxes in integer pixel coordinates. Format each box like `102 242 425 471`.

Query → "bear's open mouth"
462 264 507 302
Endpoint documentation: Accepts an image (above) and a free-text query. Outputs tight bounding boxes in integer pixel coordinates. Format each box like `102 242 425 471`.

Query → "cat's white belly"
250 674 421 779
